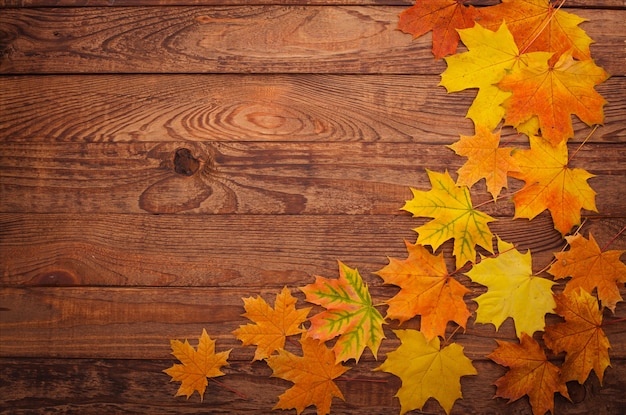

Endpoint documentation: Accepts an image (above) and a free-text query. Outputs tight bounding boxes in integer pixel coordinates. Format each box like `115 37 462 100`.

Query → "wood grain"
1 357 625 415
1 75 624 144
2 1 625 414
2 0 624 8
1 213 624 287
1 142 625 215
1 286 626 360
1 7 624 75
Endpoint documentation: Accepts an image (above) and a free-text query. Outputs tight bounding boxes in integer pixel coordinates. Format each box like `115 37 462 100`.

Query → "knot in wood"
173 148 200 176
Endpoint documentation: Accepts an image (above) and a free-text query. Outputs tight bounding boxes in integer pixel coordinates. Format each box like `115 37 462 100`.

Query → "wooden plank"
1 7 624 75
2 0 624 8
1 286 626 360
1 357 625 415
1 75 624 144
1 142 625 215
1 213 624 287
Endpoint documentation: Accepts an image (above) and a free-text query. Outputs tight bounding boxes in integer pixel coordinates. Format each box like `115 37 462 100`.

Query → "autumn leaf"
448 125 521 200
544 289 611 385
375 241 470 341
266 335 349 415
508 135 597 235
163 329 231 401
499 50 609 145
403 169 495 269
398 0 480 59
440 21 551 130
375 329 477 415
549 232 626 313
479 0 593 65
465 237 556 338
301 261 385 362
233 286 311 361
489 333 570 415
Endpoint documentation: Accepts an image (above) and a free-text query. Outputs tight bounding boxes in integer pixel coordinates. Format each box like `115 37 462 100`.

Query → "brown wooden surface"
1 0 624 8
1 7 625 75
1 1 625 414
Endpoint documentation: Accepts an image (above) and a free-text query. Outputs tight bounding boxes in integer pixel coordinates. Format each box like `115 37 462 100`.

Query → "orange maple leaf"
266 335 350 415
550 233 626 313
544 289 611 385
448 125 520 200
398 0 481 59
163 329 231 401
508 135 597 235
375 241 470 340
498 50 608 145
479 0 593 65
488 333 569 415
233 286 311 361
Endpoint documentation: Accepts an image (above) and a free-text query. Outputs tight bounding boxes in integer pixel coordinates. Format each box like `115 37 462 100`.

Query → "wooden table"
1 1 625 413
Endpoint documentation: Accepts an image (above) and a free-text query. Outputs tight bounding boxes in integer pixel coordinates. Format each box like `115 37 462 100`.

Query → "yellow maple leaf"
448 125 521 200
163 329 231 401
465 237 556 338
266 335 349 415
403 170 495 269
233 286 311 361
499 50 609 145
509 135 597 235
543 289 611 385
375 329 477 415
375 241 470 341
550 232 626 313
488 333 569 415
440 22 551 130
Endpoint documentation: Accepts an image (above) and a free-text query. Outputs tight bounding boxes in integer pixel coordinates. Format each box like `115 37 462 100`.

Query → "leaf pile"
163 1 625 414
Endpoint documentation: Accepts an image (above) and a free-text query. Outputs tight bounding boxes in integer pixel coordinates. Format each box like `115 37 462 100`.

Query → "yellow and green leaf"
301 261 385 363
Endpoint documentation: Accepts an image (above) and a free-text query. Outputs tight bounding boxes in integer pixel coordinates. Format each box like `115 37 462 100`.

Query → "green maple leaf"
403 170 495 269
464 237 556 338
301 261 385 363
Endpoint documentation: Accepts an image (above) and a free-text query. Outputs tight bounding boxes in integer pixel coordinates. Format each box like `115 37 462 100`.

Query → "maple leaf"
266 335 349 415
403 169 495 269
301 261 385 362
549 233 626 313
479 0 594 65
398 0 480 59
375 241 470 341
375 329 477 415
448 125 521 200
440 22 551 130
508 135 596 235
543 289 611 385
488 333 570 415
465 237 556 338
163 329 231 401
499 50 609 145
233 286 311 361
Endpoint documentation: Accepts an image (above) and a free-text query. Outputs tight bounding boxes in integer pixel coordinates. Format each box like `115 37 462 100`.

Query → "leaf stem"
601 317 626 327
443 325 462 346
336 377 388 383
568 124 599 163
210 377 248 400
601 226 626 251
